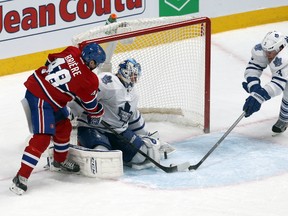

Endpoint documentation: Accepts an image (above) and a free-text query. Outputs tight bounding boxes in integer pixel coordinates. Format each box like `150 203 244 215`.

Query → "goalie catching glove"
243 87 271 117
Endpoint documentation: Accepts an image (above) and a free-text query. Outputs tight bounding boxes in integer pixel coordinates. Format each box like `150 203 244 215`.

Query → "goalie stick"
101 121 190 173
189 111 246 170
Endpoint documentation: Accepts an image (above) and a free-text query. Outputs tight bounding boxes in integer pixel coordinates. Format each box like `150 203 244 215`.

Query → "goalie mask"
117 58 142 88
261 31 287 53
81 43 106 69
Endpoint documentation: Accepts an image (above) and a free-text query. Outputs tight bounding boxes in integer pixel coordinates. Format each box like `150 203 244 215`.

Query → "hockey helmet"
117 58 142 87
261 31 287 53
81 43 106 67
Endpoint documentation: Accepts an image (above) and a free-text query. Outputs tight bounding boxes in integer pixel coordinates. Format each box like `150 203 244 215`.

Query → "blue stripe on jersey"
271 76 287 91
246 62 266 71
271 81 285 91
272 76 287 83
82 97 98 112
131 122 146 133
129 114 141 125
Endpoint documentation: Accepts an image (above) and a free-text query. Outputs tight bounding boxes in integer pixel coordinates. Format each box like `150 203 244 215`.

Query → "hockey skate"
272 119 288 134
9 175 28 195
53 159 80 172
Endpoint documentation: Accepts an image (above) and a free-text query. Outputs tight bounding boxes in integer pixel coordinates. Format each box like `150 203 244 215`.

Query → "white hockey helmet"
117 58 142 88
261 31 287 53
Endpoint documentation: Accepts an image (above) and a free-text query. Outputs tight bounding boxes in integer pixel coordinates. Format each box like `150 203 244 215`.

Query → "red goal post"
73 16 211 133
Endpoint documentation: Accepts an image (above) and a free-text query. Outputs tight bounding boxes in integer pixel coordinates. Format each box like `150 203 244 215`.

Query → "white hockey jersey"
245 43 288 98
76 72 147 134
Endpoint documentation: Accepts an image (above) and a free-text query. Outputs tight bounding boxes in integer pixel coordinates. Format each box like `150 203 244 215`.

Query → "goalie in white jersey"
69 58 173 170
242 31 288 133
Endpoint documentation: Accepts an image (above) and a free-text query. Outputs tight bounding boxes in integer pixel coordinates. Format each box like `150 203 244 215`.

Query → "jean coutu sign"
0 0 145 43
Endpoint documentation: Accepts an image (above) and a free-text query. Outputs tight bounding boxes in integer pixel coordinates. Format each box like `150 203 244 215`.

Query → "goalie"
68 58 175 170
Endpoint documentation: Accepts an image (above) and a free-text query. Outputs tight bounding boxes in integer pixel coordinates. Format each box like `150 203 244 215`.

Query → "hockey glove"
87 103 104 126
242 77 261 93
243 88 271 117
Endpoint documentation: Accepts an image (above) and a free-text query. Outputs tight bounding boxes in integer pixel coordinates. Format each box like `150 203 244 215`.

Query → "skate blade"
272 132 283 137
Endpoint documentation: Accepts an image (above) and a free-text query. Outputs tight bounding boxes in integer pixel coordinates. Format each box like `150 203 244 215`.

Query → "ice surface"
1 21 288 216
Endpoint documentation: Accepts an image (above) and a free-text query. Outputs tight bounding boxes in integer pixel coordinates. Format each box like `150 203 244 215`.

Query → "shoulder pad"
251 43 268 64
270 46 288 72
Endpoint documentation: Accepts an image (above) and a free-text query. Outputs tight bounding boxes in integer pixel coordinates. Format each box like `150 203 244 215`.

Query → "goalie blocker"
47 145 123 179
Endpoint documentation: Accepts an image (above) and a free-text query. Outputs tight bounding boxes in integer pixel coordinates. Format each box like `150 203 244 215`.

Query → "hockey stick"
101 121 190 173
189 111 246 171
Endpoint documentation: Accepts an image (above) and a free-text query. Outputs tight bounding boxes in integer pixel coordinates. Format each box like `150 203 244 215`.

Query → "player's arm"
45 46 81 66
242 46 288 117
128 109 149 136
242 44 268 93
263 51 288 98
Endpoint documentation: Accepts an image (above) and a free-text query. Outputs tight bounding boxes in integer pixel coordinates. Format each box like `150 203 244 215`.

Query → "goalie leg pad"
48 145 123 179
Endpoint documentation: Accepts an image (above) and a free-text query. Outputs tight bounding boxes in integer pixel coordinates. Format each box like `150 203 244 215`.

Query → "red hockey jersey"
24 46 100 114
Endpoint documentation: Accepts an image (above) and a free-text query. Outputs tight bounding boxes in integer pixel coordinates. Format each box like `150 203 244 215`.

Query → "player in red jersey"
10 43 106 195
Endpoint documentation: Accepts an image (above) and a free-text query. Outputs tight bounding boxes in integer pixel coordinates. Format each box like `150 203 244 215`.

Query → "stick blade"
176 161 191 172
188 164 199 171
163 161 190 173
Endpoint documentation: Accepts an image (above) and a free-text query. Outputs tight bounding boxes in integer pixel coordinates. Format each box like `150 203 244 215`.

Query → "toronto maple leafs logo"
273 57 282 67
118 102 133 124
101 75 112 84
255 44 262 51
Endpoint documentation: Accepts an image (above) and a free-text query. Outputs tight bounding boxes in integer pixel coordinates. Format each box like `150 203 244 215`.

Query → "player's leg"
10 91 54 195
51 108 80 172
272 85 288 133
108 129 161 169
77 126 112 150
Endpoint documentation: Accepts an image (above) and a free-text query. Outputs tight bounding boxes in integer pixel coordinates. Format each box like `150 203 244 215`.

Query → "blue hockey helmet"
117 58 142 87
81 43 106 68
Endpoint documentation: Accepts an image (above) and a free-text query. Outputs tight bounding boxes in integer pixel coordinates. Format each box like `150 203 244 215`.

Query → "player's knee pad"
54 119 72 143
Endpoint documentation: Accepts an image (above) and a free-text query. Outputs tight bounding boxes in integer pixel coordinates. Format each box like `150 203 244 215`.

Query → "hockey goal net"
73 16 211 133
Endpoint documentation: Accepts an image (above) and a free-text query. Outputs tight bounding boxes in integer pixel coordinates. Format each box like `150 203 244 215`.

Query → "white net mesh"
73 16 210 132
